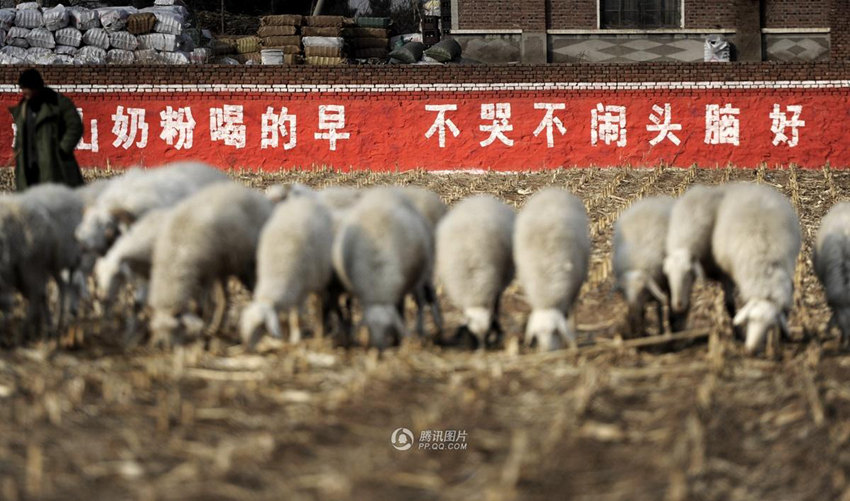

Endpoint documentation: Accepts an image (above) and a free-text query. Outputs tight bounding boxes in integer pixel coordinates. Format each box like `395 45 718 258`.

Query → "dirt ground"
0 165 850 501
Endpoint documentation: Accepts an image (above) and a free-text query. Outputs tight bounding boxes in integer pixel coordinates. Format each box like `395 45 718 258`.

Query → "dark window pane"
600 0 680 28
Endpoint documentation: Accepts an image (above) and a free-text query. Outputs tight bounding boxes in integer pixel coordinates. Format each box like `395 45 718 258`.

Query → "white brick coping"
0 81 848 94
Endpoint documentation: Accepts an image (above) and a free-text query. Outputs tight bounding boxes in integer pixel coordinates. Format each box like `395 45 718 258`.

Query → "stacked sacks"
302 15 347 65
344 25 389 60
0 2 210 65
257 14 301 64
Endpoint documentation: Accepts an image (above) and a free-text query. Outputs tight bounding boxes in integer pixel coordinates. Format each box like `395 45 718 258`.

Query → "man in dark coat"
9 68 85 191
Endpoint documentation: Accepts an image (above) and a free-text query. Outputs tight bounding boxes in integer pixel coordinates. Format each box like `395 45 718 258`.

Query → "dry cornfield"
0 165 849 501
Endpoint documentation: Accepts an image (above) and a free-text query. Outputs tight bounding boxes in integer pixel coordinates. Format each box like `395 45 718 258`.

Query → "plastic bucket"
261 48 284 64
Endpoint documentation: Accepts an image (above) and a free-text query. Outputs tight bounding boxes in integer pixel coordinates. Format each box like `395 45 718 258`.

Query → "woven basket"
260 14 302 27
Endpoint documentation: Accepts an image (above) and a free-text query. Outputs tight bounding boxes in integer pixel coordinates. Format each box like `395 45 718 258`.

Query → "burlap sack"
127 12 156 34
234 36 259 54
257 25 297 37
260 35 300 47
304 15 344 27
305 55 345 65
259 14 302 26
301 26 341 37
304 45 343 57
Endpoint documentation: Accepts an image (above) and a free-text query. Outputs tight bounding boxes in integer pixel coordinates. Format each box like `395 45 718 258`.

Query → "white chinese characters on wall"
30 102 807 154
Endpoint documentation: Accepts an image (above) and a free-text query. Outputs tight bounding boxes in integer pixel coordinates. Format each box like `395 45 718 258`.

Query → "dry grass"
0 165 849 501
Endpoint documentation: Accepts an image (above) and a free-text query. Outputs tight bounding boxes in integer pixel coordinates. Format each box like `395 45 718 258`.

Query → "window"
600 0 681 29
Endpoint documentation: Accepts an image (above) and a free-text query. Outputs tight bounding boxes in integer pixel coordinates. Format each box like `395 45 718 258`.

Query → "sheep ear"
265 309 282 339
733 301 752 327
110 208 136 233
694 261 706 281
646 278 667 304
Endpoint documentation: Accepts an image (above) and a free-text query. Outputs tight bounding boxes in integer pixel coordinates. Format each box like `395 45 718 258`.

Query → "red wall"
2 84 846 170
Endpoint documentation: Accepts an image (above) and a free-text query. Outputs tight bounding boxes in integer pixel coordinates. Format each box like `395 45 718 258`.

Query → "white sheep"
148 182 274 346
263 182 313 203
711 182 801 354
75 178 113 207
813 202 850 346
94 207 172 309
332 188 433 349
514 188 590 351
394 186 447 337
240 195 335 348
663 184 729 327
435 194 515 349
613 195 676 336
0 184 85 339
76 161 228 257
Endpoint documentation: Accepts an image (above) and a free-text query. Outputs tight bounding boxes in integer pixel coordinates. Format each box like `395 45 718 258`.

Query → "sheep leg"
721 280 742 339
288 307 302 344
412 288 426 339
655 301 666 335
486 294 505 348
206 280 228 336
424 281 443 337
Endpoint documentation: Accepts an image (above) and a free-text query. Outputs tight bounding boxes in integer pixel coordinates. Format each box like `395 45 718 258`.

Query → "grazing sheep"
148 182 274 346
0 184 85 339
76 162 228 257
332 188 432 349
75 178 113 207
394 186 447 338
263 182 313 203
514 188 590 351
814 202 850 346
94 207 172 309
0 196 55 341
613 195 677 336
240 196 335 348
711 182 801 354
436 195 515 349
663 184 729 328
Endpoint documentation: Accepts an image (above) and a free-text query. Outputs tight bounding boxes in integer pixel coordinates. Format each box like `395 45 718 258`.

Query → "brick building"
440 0 846 64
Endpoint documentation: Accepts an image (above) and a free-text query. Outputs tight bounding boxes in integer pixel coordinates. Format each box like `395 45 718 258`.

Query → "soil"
0 166 848 501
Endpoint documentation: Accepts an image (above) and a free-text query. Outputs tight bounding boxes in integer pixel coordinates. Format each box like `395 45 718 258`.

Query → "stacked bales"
344 24 389 60
256 14 302 65
0 1 209 65
302 15 347 65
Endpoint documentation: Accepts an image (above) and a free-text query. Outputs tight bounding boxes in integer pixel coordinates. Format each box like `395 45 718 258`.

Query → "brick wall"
832 0 850 60
4 63 850 87
456 0 546 30
457 0 836 35
547 0 596 30
684 0 738 29
764 0 830 28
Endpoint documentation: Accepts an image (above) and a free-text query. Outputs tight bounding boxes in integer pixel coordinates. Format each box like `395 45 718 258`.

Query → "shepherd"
9 68 85 191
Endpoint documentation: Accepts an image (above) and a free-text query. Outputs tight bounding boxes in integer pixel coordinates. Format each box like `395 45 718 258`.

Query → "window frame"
597 0 685 30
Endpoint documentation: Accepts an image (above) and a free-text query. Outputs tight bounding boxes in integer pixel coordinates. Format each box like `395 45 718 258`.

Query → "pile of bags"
0 0 212 65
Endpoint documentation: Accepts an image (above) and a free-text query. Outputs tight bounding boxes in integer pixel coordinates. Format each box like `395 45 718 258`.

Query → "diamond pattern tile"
550 34 710 63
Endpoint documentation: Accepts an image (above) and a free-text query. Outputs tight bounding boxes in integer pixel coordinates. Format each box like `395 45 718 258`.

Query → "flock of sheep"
2 161 850 356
